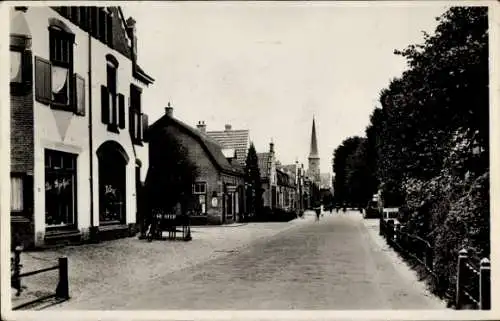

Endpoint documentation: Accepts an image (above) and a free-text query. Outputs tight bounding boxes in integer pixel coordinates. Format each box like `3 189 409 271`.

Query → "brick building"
9 6 153 249
147 106 245 225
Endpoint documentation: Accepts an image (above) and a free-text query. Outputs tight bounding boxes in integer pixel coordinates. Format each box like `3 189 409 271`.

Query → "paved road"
62 211 444 310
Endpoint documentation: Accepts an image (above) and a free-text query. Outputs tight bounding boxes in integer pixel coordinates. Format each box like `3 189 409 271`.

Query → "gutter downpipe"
88 25 95 236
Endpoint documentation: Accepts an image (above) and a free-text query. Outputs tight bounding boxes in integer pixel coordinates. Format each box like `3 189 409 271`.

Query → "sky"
123 2 449 174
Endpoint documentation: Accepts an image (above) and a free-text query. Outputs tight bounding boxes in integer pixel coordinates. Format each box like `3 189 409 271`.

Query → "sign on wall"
211 197 218 208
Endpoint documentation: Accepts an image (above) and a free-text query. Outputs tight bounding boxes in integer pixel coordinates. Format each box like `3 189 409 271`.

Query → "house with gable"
204 123 250 167
9 6 153 249
257 141 278 210
147 105 245 225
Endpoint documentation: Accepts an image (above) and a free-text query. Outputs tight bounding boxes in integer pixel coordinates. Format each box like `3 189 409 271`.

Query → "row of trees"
332 7 489 303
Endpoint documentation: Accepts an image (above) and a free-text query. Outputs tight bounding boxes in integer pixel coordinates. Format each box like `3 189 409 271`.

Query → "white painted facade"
11 7 151 246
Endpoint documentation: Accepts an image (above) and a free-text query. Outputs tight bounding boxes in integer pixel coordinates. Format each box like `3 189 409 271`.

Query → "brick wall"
10 78 35 248
10 92 34 174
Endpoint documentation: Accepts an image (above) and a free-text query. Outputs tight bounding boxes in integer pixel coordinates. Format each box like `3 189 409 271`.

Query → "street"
50 211 445 310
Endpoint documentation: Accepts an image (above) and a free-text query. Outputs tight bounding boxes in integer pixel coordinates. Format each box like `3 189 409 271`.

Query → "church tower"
307 117 320 184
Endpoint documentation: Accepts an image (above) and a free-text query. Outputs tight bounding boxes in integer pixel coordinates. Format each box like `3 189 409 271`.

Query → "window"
193 182 207 194
11 176 24 212
10 51 22 83
35 20 80 112
192 182 207 215
106 62 118 130
10 35 32 95
49 27 73 107
45 150 77 228
130 84 147 143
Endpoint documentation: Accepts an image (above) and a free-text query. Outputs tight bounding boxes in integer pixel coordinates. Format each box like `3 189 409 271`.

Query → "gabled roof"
257 152 272 179
206 129 249 166
149 115 243 176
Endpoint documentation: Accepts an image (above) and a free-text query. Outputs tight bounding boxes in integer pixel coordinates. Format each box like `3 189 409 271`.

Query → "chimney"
225 124 232 132
165 102 173 117
126 17 137 61
269 140 274 153
197 121 207 133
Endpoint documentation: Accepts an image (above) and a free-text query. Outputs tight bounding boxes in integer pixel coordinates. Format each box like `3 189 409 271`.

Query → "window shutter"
118 93 125 129
106 13 113 47
90 7 98 37
34 56 51 104
129 106 135 138
101 85 110 124
22 50 33 89
74 73 85 116
142 113 149 142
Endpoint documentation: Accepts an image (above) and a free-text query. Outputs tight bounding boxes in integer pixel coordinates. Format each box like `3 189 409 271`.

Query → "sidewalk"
359 214 446 308
11 215 314 310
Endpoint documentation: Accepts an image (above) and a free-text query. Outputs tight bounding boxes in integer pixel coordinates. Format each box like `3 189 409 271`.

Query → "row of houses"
9 6 316 250
147 106 313 225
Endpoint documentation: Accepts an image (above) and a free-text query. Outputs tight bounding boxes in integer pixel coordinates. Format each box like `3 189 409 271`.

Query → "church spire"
309 117 319 159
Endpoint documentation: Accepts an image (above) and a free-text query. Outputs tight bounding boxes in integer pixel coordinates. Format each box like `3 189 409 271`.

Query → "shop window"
45 150 77 228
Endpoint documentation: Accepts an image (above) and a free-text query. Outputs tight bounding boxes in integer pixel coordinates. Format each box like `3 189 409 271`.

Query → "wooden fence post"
55 257 69 299
480 258 491 310
455 248 468 309
394 222 401 245
387 220 394 245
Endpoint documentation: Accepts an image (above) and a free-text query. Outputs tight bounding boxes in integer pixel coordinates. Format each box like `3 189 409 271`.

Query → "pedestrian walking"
315 207 321 221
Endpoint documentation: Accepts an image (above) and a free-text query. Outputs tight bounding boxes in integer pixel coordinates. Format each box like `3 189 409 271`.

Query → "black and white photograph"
1 1 497 320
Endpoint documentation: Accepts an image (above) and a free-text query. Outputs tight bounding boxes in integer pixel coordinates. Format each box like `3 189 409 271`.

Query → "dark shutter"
90 7 98 37
106 13 113 47
22 50 33 89
23 174 34 213
142 113 149 142
129 106 135 139
34 56 51 104
118 93 125 129
101 85 109 124
74 73 85 116
98 8 106 42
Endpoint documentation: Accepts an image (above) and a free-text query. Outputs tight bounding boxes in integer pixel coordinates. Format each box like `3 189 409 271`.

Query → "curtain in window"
52 65 68 93
11 177 23 212
10 51 22 82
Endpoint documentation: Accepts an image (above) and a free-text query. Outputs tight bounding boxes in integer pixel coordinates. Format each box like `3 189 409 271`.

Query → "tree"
244 143 263 219
145 131 199 224
358 7 489 302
